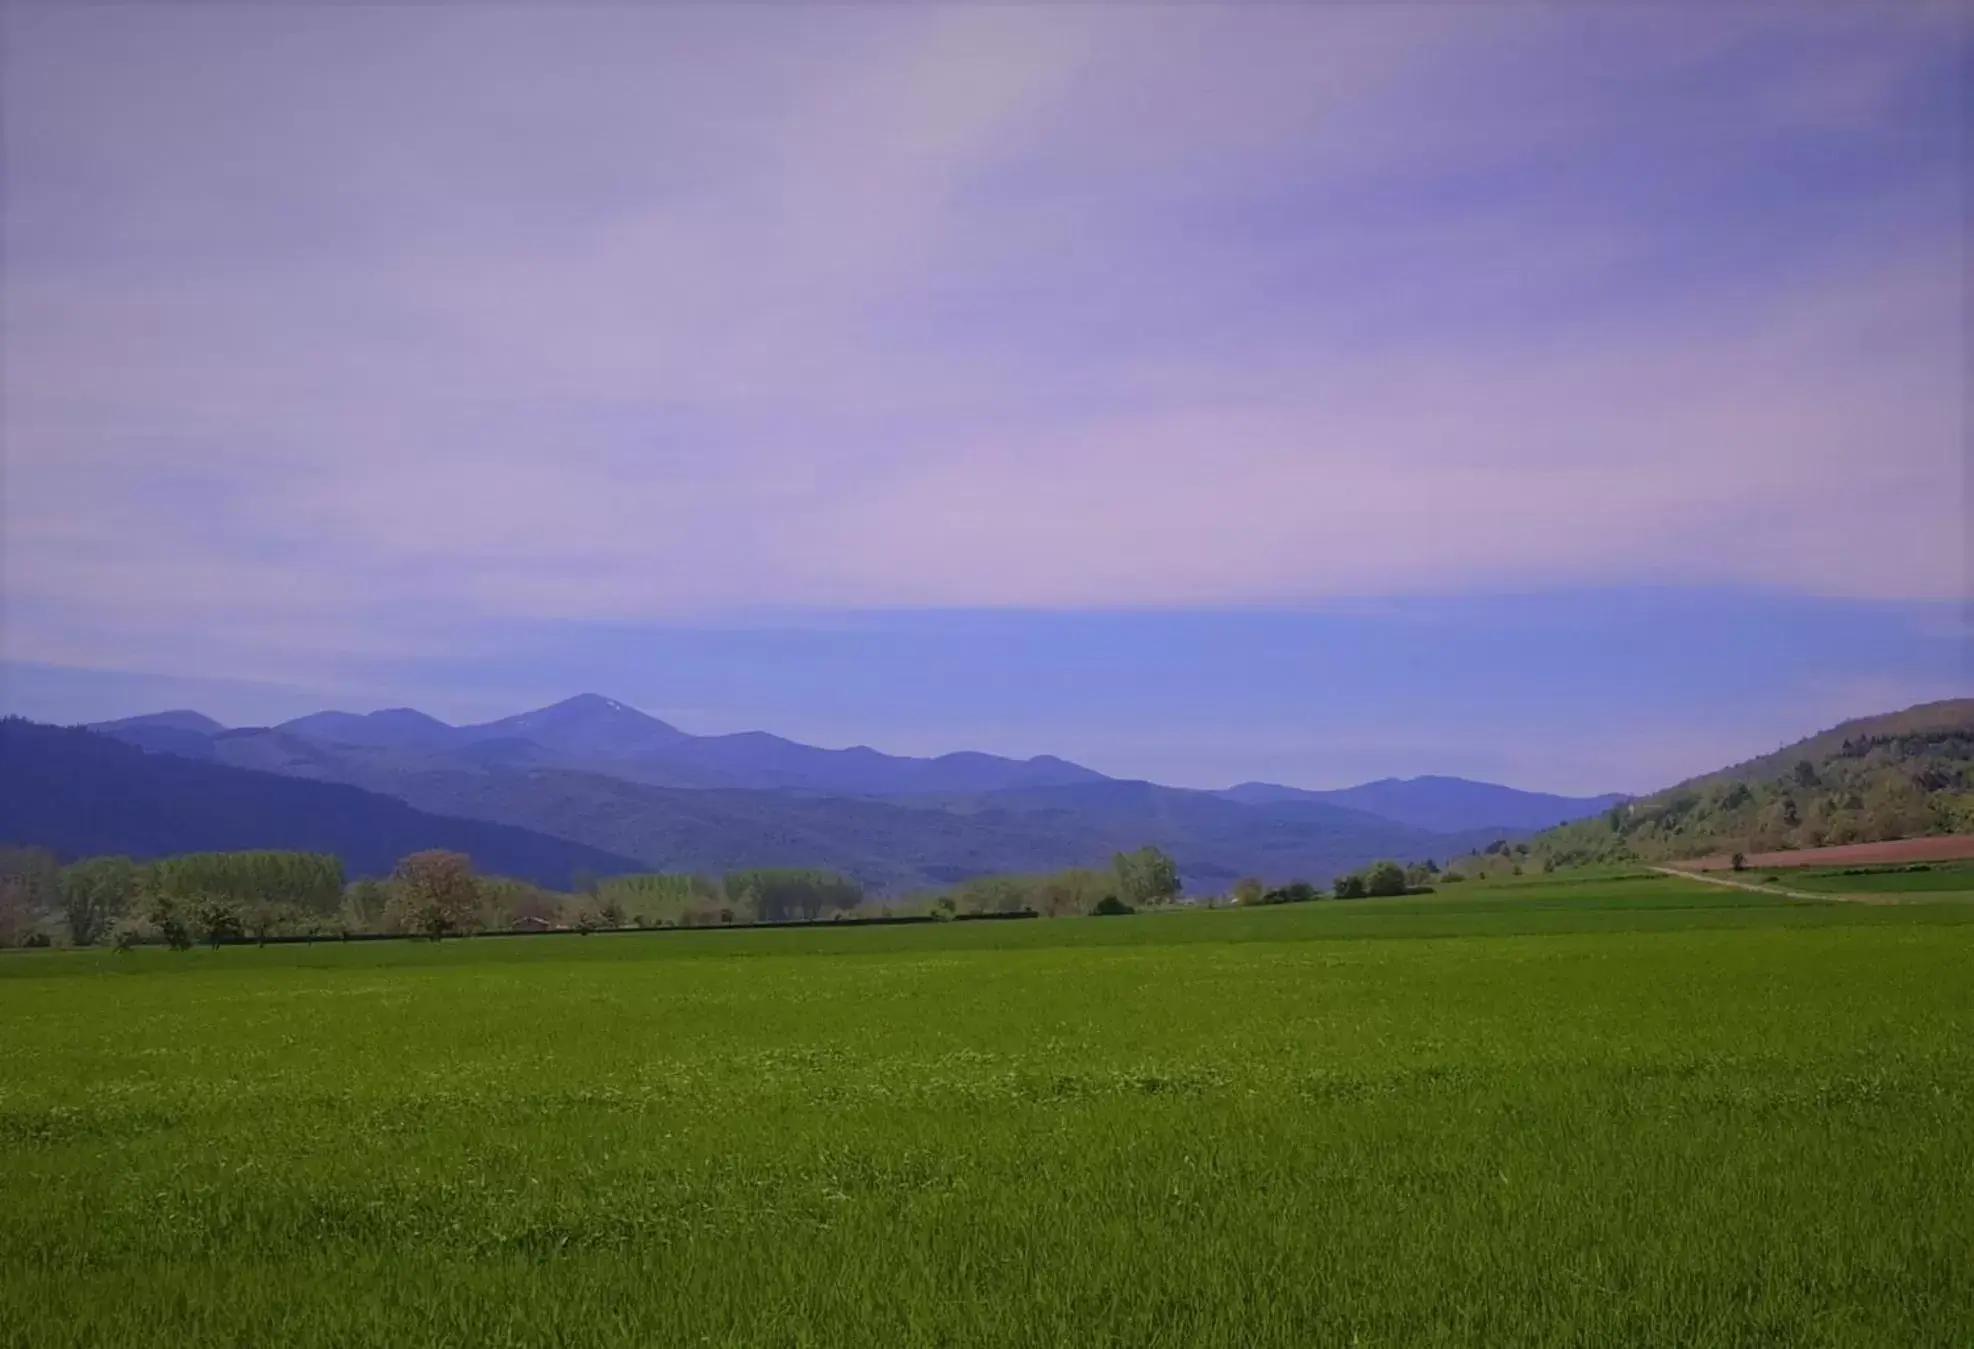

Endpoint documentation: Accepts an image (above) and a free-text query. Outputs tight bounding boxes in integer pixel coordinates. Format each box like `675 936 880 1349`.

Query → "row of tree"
924 848 1183 919
2 839 1455 948
1228 858 1439 905
0 847 354 948
0 847 901 947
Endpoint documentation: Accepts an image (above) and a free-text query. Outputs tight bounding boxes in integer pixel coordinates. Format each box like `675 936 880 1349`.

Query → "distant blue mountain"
457 694 691 759
279 707 462 751
1219 776 1626 833
153 693 1114 796
85 695 1620 830
2 719 641 886
72 695 1619 891
90 710 227 735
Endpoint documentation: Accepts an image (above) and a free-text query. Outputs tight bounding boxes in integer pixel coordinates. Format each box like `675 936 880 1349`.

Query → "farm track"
1650 866 1894 905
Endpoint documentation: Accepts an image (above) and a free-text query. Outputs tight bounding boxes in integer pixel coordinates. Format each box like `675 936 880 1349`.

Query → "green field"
1782 862 1974 897
4 872 1971 1347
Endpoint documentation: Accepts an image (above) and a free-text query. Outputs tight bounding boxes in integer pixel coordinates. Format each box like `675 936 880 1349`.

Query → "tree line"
0 840 1446 949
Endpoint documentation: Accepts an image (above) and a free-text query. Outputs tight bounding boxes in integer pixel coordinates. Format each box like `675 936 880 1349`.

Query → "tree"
0 847 58 947
1113 846 1181 908
144 886 194 950
191 895 243 948
954 874 1032 916
392 851 481 940
1332 873 1368 900
344 878 392 932
0 880 37 948
1730 851 1747 872
110 916 148 952
1232 877 1265 906
1036 868 1112 918
723 868 862 923
149 851 343 918
1362 860 1408 897
241 898 294 946
58 856 139 947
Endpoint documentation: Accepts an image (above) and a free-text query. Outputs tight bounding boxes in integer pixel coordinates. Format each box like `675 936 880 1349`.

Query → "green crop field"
1783 863 1974 897
4 872 1971 1347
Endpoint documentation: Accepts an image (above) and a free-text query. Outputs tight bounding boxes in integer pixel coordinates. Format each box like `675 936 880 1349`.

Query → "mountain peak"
87 709 226 736
464 693 687 757
278 707 461 750
550 693 638 715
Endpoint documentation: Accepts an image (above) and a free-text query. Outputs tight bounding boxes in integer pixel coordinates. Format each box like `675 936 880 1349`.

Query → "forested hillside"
1535 699 1974 865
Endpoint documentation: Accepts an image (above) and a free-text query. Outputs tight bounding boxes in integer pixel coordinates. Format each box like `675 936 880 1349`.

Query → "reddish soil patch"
1687 835 1974 872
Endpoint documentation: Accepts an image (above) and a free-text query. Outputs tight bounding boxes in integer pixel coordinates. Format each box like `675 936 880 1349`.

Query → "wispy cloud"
2 4 1962 687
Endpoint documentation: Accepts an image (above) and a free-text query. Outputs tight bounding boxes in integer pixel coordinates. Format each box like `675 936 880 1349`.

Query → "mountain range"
0 719 640 888
3 694 1629 893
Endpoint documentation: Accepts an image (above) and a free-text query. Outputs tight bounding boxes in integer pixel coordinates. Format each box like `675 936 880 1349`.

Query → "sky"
1 5 1966 795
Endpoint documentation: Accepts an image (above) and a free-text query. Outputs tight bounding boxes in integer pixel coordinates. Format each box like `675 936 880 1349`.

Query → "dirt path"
1649 866 1892 905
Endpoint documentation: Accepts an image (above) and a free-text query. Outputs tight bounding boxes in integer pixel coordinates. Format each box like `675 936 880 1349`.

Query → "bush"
1362 861 1408 897
1332 874 1368 900
1731 852 1748 872
1258 881 1318 905
1091 896 1135 917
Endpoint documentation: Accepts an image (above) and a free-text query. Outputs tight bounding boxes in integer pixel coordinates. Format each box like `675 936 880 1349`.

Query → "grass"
4 871 1971 1347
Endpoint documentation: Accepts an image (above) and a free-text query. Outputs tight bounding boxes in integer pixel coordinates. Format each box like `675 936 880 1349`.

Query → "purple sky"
1 6 1965 792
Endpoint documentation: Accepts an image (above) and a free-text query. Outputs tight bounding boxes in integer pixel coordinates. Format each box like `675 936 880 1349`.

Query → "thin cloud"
1 5 1960 674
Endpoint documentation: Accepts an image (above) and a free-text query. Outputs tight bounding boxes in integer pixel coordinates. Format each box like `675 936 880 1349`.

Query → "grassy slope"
3 872 1970 1347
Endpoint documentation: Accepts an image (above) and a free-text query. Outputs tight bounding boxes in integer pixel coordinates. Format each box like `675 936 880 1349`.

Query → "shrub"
1259 881 1318 905
1091 895 1135 917
1362 861 1408 897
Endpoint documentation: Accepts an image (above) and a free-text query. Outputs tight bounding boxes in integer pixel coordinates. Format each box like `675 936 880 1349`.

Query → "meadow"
3 871 1971 1347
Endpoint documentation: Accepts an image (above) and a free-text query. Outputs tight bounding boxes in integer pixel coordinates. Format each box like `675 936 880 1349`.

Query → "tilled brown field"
1688 834 1974 871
